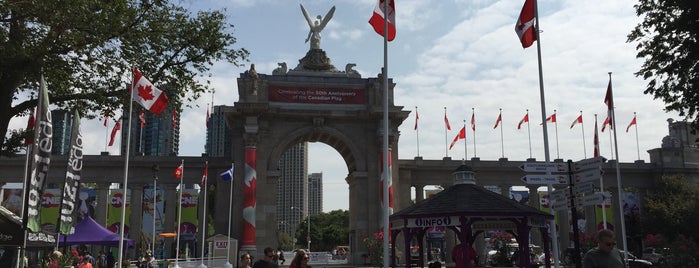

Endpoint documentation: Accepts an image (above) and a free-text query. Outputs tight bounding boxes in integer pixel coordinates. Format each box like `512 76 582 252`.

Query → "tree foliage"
296 210 349 251
642 175 699 243
0 0 249 155
627 0 699 132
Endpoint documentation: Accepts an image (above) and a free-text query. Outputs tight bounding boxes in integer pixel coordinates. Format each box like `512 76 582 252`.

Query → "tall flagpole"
499 108 504 158
532 0 561 265
633 112 640 160
608 72 629 262
472 108 477 158
381 1 391 267
224 163 234 268
117 73 136 268
152 167 158 258
580 111 587 158
175 159 185 268
444 107 449 158
415 106 420 157
526 110 532 159
199 161 208 268
463 120 468 160
594 114 608 230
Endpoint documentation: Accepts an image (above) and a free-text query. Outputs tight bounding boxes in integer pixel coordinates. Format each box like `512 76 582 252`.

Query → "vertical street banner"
538 192 558 231
25 75 53 232
40 188 61 232
107 189 131 234
594 195 614 230
141 185 164 249
59 111 83 234
179 189 199 236
242 148 257 247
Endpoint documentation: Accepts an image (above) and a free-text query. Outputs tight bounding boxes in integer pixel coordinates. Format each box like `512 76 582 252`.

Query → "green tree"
642 175 699 243
0 0 249 155
627 0 699 133
296 210 349 251
277 231 294 251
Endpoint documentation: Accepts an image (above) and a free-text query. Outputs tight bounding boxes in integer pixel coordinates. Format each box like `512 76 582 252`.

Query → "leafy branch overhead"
0 0 249 155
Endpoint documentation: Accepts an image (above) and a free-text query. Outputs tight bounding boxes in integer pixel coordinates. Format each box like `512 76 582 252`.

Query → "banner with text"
107 189 131 235
268 85 365 105
179 189 199 236
40 188 61 232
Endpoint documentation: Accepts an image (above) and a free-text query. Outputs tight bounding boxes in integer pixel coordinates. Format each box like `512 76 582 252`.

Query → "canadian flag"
413 109 419 130
174 163 183 179
493 112 502 129
132 68 169 115
24 108 36 145
108 120 121 146
601 116 612 132
449 126 466 150
570 115 583 129
542 113 556 124
515 0 537 48
444 112 451 131
626 115 637 133
103 109 109 127
139 111 146 128
517 113 529 130
369 0 396 41
593 119 600 157
470 112 476 131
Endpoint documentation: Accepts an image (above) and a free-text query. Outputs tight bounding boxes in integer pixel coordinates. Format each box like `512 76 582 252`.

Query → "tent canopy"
59 216 134 247
0 206 55 247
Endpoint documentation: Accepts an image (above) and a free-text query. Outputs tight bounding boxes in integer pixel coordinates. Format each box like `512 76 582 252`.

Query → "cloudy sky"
8 0 680 212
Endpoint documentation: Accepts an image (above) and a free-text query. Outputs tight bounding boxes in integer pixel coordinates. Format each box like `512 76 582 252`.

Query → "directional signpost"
573 156 606 172
573 168 604 183
580 192 610 206
574 181 595 194
519 162 569 173
520 174 568 185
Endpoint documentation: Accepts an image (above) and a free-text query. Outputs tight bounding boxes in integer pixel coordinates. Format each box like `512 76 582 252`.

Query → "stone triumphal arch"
216 49 409 263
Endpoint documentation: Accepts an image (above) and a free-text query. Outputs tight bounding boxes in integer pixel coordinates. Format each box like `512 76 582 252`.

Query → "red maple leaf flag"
515 0 537 48
570 115 583 129
493 112 503 129
413 110 419 130
604 77 614 128
542 113 556 124
139 111 146 128
626 115 637 133
369 0 396 41
24 108 36 145
471 111 476 131
444 112 452 131
449 126 466 150
601 116 612 132
174 163 183 180
517 113 529 130
132 68 169 115
108 120 121 146
200 162 208 186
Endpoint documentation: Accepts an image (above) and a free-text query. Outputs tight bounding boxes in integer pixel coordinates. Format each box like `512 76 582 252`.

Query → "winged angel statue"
301 4 335 50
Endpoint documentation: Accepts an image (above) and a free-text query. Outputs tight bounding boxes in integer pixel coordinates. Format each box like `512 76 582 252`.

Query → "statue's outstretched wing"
300 4 314 27
318 6 336 30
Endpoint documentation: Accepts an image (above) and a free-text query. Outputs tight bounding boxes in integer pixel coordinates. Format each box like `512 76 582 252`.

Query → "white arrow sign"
574 156 607 171
552 201 569 211
519 162 569 173
550 188 569 200
574 181 595 194
581 192 610 206
520 174 568 185
574 168 604 183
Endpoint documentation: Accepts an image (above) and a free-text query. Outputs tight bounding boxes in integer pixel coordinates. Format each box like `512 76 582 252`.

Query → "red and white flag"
24 109 36 145
108 120 121 146
449 126 466 150
515 0 537 48
369 0 396 41
470 111 476 131
413 110 419 130
444 112 451 131
139 111 146 128
493 112 502 129
570 115 583 129
174 163 183 179
103 109 109 127
517 113 529 130
604 77 614 127
626 115 637 133
541 113 556 125
601 116 612 132
593 119 600 157
201 162 208 186
132 68 169 115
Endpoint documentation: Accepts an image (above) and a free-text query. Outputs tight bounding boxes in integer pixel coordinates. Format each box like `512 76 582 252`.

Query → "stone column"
346 171 369 266
414 185 424 202
95 183 110 225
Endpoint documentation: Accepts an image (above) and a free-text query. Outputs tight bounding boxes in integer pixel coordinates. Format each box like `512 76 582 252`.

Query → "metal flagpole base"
223 262 233 268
